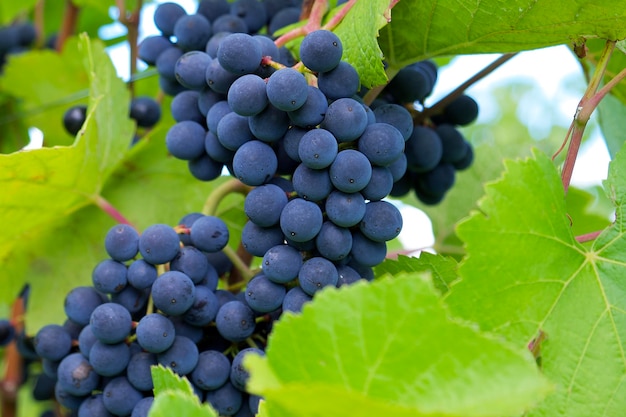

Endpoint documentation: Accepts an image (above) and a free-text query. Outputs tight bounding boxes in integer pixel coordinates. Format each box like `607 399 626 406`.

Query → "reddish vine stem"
0 292 27 417
93 195 137 229
576 230 603 243
116 0 143 96
421 53 517 120
55 0 79 52
34 0 46 48
559 40 616 194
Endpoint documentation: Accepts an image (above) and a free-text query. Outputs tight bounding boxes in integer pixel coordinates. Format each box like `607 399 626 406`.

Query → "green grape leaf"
0 95 30 154
246 275 551 417
332 0 391 88
598 91 626 158
445 148 626 416
149 366 218 417
380 0 626 71
374 253 458 294
0 0 38 24
565 187 612 237
0 37 92 147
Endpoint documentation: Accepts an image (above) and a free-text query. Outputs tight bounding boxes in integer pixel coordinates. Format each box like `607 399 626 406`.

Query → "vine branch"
116 0 143 96
93 195 137 229
202 179 252 217
55 0 79 52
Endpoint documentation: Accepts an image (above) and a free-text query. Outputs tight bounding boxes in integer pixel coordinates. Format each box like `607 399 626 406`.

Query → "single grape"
372 103 414 140
282 286 312 313
63 105 87 136
191 350 231 390
320 97 368 142
127 352 158 392
138 224 181 265
230 348 264 391
131 397 154 417
245 274 286 313
157 335 199 375
279 198 323 242
102 377 144 416
292 164 332 202
151 271 196 316
298 128 338 169
287 85 328 129
90 303 132 344
197 0 230 22
171 90 205 123
248 104 290 143
136 313 176 353
173 14 212 52
299 30 343 73
34 324 72 361
206 59 240 94
217 112 253 151
324 190 366 227
138 35 172 65
299 257 339 295
57 352 100 396
175 51 213 90
171 246 210 283
336 264 363 287
232 140 278 186
360 200 403 242
77 394 111 417
217 33 262 74
205 382 243 416
130 96 162 128
417 162 456 196
262 244 302 284
405 126 443 172
92 259 127 294
241 221 285 257
329 149 372 193
453 141 474 171
215 301 256 342
350 231 387 267
230 0 268 33
442 94 479 126
244 184 288 227
315 221 352 261
361 166 394 201
154 2 187 36
266 68 308 111
436 124 468 163
89 340 130 377
190 215 230 252
357 122 405 166
166 120 207 161
212 14 248 34
268 7 300 36
127 259 158 290
317 61 359 100
78 325 97 359
227 73 268 117
156 46 184 81
183 284 220 326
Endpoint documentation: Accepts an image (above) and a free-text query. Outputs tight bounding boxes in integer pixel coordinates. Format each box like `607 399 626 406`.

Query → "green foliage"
246 274 551 416
445 149 626 416
375 253 458 294
150 366 218 417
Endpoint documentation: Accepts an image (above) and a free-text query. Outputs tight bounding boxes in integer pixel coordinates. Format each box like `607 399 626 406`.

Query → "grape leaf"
445 148 626 416
150 366 218 417
332 0 390 88
246 274 550 417
597 90 626 158
375 253 458 294
380 0 626 71
0 38 92 147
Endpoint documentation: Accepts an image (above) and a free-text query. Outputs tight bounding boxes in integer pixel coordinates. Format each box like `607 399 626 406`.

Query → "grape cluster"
0 20 37 72
370 60 478 204
30 217 274 416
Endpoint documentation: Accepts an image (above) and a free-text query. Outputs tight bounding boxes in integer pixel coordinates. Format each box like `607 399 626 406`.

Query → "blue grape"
151 271 196 316
232 140 278 186
102 377 144 416
127 259 158 290
228 74 268 116
329 149 372 193
63 105 87 136
282 286 312 313
315 221 352 261
34 324 72 361
288 86 328 128
299 30 342 73
199 262 220 291
357 122 405 166
299 257 339 295
170 316 204 344
230 348 264 391
55 382 87 411
373 103 414 140
191 350 231 390
171 90 205 123
388 153 408 182
136 313 176 353
217 112 253 150
138 35 172 65
197 0 230 22
166 120 207 161
281 126 308 162
361 166 394 201
205 130 235 163
244 184 288 227
131 397 154 417
159 75 186 96
383 61 434 103
320 97 368 142
435 124 467 163
324 190 366 227
253 34 279 58
218 33 262 74
360 200 403 242
78 325 97 359
350 231 387 267
92 259 127 294
89 340 130 376
417 162 456 195
317 61 359 100
130 97 161 128
57 352 100 396
245 274 286 313
230 0 267 33
173 14 212 52
154 2 187 36
336 264 362 286
266 68 308 111
212 14 248 34
157 335 199 375
248 104 290 143
292 164 332 202
280 198 323 242
405 126 443 172
262 244 302 284
111 285 150 315
90 303 132 344
175 51 213 90
127 352 158 392
215 301 256 342
198 87 225 116
190 215 230 252
453 141 474 170
206 59 240 93
442 94 478 126
156 46 184 80
298 128 338 169
78 394 112 417
205 382 243 416
171 246 210 283
241 221 284 257
183 284 220 326
104 224 139 262
268 7 300 36
138 224 180 265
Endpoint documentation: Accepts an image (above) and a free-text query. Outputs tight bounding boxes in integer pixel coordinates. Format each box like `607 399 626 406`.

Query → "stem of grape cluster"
55 0 79 52
116 0 143 96
559 40 615 194
222 245 255 284
93 195 137 229
202 178 252 217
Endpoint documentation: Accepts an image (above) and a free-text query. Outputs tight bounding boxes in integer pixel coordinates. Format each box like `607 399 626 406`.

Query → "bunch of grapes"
371 60 478 204
0 20 38 72
30 217 271 416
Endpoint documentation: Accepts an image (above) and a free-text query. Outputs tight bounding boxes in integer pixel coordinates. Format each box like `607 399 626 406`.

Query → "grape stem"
274 0 357 48
0 291 28 417
34 0 45 48
421 53 517 121
202 178 252 217
55 0 79 52
93 195 138 230
558 40 619 194
222 245 255 283
116 0 143 96
575 230 603 243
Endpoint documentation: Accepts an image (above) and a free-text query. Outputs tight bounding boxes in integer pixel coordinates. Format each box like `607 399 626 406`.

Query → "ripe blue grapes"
299 29 343 72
